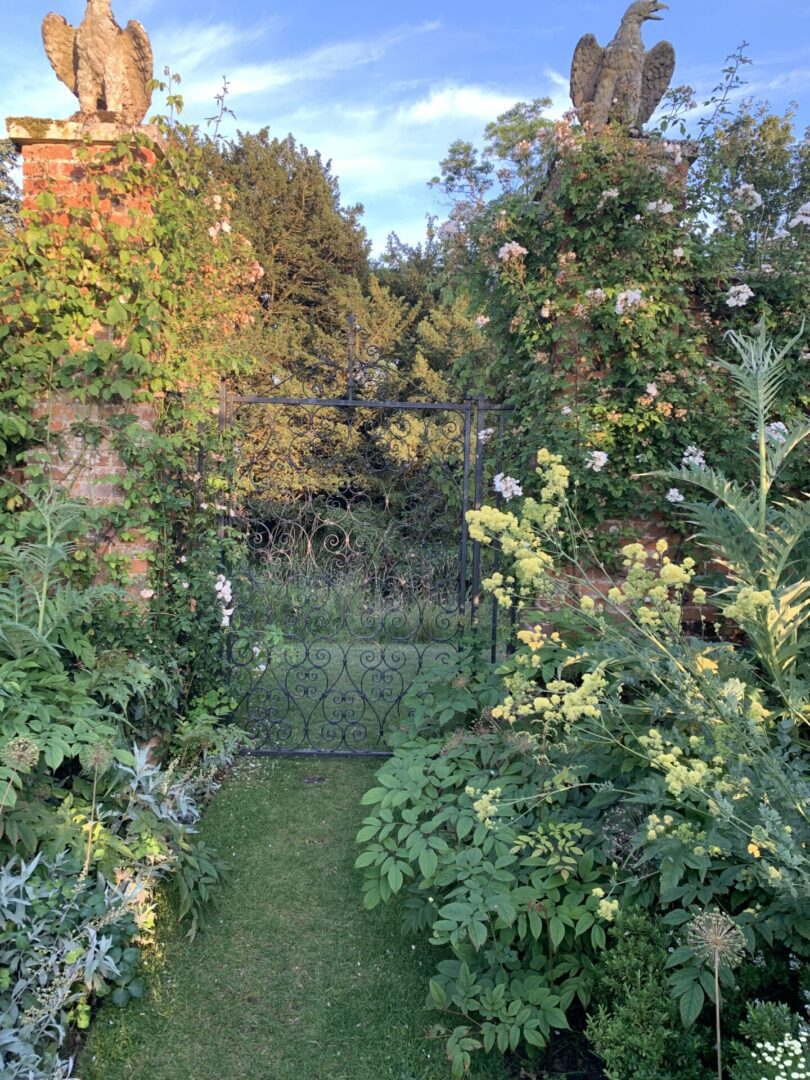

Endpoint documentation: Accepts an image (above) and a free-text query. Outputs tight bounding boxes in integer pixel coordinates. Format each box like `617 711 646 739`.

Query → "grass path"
79 757 509 1080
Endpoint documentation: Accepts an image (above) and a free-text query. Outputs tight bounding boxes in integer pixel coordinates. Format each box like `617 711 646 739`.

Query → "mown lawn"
79 757 510 1080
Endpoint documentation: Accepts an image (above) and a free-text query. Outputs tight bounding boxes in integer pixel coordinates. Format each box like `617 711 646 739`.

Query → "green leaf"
679 982 705 1027
428 979 448 1009
360 787 386 805
419 846 438 881
103 298 128 326
388 863 404 892
549 916 566 950
590 923 606 950
468 921 487 950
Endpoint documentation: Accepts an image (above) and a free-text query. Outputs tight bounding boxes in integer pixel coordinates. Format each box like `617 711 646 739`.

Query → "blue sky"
3 0 809 253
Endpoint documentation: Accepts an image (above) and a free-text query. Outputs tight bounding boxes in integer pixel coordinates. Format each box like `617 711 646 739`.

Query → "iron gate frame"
218 328 514 757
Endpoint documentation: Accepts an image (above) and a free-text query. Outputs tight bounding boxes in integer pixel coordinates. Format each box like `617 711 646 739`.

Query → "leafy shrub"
585 912 707 1079
729 1001 810 1080
0 487 244 1075
402 637 504 736
0 853 142 1078
357 328 810 1076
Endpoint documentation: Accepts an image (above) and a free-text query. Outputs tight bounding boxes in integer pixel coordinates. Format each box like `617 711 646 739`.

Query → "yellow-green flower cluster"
606 540 696 629
465 785 502 827
725 586 774 623
597 897 620 922
639 727 716 797
516 626 567 652
466 505 519 545
645 812 674 841
492 666 606 733
466 449 570 611
482 571 515 609
491 668 537 723
517 449 571 532
531 670 607 727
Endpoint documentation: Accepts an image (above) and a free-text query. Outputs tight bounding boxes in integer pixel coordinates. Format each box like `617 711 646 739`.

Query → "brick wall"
7 119 164 587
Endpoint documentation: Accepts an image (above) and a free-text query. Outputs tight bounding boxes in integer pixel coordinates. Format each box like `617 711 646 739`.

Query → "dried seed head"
686 911 745 969
79 742 115 775
1 737 40 774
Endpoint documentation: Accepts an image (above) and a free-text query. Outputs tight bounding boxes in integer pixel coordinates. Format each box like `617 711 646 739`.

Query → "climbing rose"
585 450 609 473
493 473 523 501
726 284 754 308
615 288 643 315
733 183 763 210
498 241 528 262
788 201 810 228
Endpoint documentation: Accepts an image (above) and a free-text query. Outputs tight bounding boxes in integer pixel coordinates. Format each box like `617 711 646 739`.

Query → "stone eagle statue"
42 0 153 125
570 1 676 132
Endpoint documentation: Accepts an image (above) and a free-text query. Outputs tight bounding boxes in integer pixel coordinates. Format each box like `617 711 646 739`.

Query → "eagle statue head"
625 0 669 24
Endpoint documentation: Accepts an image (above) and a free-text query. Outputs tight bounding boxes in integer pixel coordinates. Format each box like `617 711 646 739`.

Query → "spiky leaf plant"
653 324 810 724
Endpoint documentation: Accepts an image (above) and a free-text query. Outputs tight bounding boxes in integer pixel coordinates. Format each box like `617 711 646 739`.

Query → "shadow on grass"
78 758 511 1080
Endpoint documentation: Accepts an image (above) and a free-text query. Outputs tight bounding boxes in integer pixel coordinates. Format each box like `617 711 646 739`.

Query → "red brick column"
6 119 165 586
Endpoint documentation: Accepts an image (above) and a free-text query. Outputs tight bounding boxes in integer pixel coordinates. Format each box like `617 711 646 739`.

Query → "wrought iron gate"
220 323 512 756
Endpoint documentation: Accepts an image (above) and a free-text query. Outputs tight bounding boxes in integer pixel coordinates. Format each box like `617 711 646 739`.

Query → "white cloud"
152 22 258 77
399 84 521 124
179 21 441 105
541 67 574 118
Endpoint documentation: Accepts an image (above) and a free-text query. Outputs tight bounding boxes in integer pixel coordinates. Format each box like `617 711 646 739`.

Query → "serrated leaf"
428 978 447 1008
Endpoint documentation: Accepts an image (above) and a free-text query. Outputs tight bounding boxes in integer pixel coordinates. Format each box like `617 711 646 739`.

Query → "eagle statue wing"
570 32 603 110
123 20 153 85
121 19 154 122
639 40 676 125
42 12 78 96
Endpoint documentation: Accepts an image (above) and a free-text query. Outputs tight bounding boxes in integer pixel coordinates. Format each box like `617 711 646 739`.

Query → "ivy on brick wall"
0 125 259 544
